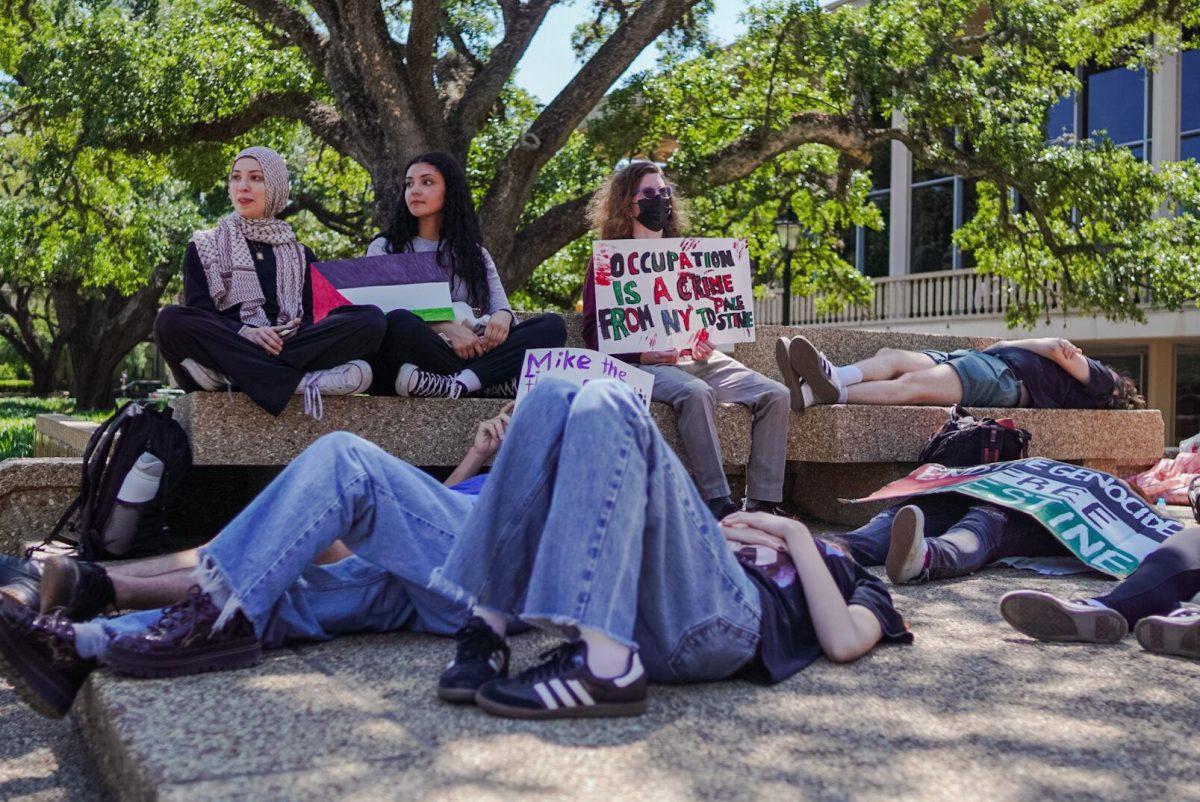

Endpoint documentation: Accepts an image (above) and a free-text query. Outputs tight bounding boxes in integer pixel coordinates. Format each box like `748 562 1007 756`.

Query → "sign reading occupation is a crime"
854 458 1182 578
515 348 654 409
592 237 756 354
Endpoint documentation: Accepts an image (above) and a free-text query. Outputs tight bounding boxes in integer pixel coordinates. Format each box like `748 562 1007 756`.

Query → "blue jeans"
844 495 1066 579
430 378 762 684
99 433 477 648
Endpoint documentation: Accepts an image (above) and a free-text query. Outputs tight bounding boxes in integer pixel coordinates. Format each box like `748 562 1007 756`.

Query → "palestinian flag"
310 252 454 323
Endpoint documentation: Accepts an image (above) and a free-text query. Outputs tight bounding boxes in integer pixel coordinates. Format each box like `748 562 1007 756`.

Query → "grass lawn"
0 396 115 462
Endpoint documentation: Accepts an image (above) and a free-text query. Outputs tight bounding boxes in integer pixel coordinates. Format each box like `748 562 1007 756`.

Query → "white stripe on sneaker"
612 654 645 688
549 679 577 707
533 682 559 710
567 679 595 706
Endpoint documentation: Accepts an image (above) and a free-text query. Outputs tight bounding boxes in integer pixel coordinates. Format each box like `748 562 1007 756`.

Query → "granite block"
0 458 82 554
33 414 100 458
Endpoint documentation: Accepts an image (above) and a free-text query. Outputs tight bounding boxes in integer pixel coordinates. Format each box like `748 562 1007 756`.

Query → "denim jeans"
430 378 762 684
844 495 1067 579
98 433 476 648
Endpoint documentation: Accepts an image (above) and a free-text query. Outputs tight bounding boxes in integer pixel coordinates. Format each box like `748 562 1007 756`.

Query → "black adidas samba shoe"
437 616 510 703
475 640 647 719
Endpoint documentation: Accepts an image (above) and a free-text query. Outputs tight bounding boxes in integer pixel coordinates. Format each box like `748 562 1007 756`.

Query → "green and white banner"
855 458 1183 578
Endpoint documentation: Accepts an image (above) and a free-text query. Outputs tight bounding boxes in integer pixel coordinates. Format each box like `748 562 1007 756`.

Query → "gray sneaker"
297 360 372 396
395 364 465 399
1134 605 1200 659
180 359 230 391
999 590 1128 644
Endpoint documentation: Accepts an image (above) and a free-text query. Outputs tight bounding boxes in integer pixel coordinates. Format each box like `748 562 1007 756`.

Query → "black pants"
155 304 387 415
1096 527 1200 625
368 310 567 395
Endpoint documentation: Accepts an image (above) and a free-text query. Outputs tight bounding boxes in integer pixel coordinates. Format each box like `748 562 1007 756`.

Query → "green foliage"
0 396 112 461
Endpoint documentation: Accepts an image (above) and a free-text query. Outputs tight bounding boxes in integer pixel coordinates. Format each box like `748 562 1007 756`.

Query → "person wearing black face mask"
580 162 792 521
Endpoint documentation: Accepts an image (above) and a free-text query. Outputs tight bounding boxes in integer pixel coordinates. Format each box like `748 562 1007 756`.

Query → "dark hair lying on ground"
380 151 491 310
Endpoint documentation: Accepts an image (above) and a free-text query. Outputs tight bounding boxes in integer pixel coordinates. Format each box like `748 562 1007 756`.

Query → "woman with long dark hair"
155 146 386 416
366 152 566 397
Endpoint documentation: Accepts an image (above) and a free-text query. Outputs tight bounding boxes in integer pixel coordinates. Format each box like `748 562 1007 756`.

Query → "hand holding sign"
592 237 755 354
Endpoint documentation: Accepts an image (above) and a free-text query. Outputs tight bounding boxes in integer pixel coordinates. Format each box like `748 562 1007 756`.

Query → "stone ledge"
0 458 82 554
34 414 100 458
172 393 753 469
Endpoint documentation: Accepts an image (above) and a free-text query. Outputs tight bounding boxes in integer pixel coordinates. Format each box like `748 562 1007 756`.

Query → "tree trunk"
27 349 62 396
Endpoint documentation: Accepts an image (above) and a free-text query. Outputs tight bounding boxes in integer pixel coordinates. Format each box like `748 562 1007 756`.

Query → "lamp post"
773 206 802 326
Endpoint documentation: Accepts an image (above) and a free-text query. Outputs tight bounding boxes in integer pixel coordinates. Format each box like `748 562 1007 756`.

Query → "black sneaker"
40 556 115 620
103 587 262 678
0 554 42 609
395 364 465 398
472 376 519 399
475 640 647 719
706 496 740 520
437 616 510 703
0 595 94 718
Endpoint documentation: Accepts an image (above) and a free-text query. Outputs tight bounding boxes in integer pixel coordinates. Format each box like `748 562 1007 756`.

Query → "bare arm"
444 404 513 487
723 512 884 663
991 338 1090 383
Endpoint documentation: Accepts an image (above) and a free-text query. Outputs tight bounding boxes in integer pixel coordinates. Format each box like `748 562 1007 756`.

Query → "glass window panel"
869 140 891 190
1176 350 1200 442
1086 67 1146 146
839 226 857 270
1183 133 1200 162
862 195 890 278
911 182 954 273
957 179 977 269
1046 93 1075 140
1183 50 1200 133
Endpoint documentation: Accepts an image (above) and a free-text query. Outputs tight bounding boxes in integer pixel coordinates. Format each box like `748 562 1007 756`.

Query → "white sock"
837 365 863 386
73 622 110 660
473 605 508 638
580 627 632 678
456 369 482 393
837 385 848 404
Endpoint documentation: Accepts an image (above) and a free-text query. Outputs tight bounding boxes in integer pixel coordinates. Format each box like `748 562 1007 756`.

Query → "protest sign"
853 458 1182 578
592 237 755 354
515 348 654 408
310 252 453 322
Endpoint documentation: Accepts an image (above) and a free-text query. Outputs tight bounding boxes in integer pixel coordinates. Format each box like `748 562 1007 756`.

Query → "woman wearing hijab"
154 147 386 416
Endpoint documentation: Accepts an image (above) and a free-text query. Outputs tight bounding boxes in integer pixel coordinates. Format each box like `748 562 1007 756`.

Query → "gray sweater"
366 236 510 314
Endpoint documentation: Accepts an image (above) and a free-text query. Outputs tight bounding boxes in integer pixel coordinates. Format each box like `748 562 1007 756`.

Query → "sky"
513 0 749 103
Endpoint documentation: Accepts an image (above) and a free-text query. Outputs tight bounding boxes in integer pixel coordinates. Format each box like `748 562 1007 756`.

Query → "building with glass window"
761 17 1200 447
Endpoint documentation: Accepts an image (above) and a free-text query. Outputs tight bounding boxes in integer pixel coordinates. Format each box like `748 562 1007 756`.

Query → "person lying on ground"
365 151 566 399
841 495 1072 585
775 335 1144 412
425 380 910 720
0 404 513 719
155 146 386 417
579 161 791 519
1000 526 1200 660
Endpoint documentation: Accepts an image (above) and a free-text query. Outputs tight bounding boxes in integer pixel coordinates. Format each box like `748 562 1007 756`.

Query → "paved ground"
0 684 109 801
64 566 1200 802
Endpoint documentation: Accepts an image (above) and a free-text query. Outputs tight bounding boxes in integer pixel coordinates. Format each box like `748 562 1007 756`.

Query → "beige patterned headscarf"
190 146 306 327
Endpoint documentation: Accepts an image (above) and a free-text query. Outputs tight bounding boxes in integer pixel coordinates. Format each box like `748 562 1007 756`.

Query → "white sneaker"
1134 605 1200 659
786 337 843 405
999 590 1128 644
885 505 929 584
395 364 464 399
297 360 373 396
180 359 230 391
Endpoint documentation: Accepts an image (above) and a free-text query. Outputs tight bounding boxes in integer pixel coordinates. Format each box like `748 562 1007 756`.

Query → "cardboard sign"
515 348 654 408
855 458 1182 578
591 237 755 354
310 252 453 322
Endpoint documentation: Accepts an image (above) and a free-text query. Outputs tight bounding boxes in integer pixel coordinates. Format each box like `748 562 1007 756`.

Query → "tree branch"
113 91 354 155
280 192 367 237
505 193 594 282
405 0 442 127
450 0 558 152
232 0 327 66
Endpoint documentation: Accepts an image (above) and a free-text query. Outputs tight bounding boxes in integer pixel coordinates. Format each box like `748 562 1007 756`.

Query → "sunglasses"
637 187 673 200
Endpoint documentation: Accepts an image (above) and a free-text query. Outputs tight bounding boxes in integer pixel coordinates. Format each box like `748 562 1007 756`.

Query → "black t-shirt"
182 241 316 331
985 346 1116 409
736 539 911 685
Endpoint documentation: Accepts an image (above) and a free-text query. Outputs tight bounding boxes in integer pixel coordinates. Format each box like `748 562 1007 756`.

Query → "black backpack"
917 405 1031 468
39 401 192 561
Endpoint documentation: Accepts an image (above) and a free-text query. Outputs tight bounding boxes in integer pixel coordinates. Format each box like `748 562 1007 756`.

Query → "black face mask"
635 196 671 232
